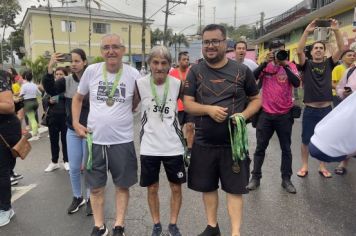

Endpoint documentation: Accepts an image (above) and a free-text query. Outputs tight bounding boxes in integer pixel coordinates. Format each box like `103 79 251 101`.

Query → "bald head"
100 34 125 48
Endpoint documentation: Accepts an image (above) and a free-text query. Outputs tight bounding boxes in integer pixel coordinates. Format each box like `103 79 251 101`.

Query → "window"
93 23 110 34
61 20 76 32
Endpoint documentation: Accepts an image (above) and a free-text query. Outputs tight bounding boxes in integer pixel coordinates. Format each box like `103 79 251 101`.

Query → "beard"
204 50 225 64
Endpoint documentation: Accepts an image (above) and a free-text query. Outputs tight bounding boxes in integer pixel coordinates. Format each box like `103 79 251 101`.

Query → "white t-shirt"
77 62 140 145
20 82 40 100
243 58 258 72
311 91 356 157
136 75 184 156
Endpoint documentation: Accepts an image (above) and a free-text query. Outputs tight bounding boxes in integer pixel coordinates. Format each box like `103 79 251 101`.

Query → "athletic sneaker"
198 224 221 236
0 209 15 227
112 226 125 236
86 199 93 216
67 197 85 214
63 162 70 171
151 223 162 236
168 224 182 236
44 162 60 172
10 179 18 186
90 224 108 236
11 172 23 181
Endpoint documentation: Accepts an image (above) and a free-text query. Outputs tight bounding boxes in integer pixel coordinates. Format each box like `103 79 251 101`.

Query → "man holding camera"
296 19 343 178
247 40 300 193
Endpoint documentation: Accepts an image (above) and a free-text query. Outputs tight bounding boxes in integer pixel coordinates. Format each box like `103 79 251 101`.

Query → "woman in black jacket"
0 70 21 227
43 67 69 172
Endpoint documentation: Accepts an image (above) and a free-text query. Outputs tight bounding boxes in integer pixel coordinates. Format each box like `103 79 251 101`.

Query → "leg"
169 182 182 225
67 129 83 198
203 191 218 227
147 182 160 224
48 123 60 164
114 187 129 227
0 145 14 211
300 144 309 172
185 122 195 149
226 193 243 236
251 112 274 180
60 119 68 163
26 110 38 136
90 187 105 227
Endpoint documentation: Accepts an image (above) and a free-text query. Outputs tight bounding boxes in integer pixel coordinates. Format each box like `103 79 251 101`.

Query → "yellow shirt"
332 64 347 96
12 82 21 95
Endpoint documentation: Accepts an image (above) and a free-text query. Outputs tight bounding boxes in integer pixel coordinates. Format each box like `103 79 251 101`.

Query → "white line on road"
11 184 37 203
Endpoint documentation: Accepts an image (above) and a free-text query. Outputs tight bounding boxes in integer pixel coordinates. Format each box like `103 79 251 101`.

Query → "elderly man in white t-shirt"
72 34 141 236
234 40 258 72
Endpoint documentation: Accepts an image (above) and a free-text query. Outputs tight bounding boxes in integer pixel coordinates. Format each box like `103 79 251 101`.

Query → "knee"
91 187 104 197
147 183 159 195
169 183 182 195
185 123 194 132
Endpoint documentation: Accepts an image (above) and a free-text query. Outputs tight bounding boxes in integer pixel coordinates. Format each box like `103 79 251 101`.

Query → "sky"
15 0 303 36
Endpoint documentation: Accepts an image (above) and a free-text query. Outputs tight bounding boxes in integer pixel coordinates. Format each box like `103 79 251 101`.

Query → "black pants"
0 116 21 211
48 115 68 163
251 110 294 180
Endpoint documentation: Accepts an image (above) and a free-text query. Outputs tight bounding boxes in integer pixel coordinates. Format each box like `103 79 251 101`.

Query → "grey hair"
100 33 125 47
147 45 172 65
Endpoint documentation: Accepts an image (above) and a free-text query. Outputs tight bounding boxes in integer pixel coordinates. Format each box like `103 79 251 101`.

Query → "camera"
274 49 288 61
58 53 72 62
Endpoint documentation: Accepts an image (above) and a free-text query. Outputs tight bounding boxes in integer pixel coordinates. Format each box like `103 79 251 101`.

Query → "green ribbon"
103 66 123 100
86 131 93 171
228 115 248 163
150 76 170 121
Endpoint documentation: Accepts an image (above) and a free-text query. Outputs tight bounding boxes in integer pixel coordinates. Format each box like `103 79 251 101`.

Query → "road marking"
11 184 37 203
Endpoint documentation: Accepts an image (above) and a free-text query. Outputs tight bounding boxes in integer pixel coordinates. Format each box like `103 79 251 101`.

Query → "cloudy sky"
16 0 303 35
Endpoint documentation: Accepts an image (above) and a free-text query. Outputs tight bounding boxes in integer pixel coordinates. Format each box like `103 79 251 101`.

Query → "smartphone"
315 19 331 27
344 86 352 92
58 53 72 62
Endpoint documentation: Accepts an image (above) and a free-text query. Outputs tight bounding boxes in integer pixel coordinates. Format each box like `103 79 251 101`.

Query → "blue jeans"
66 128 89 198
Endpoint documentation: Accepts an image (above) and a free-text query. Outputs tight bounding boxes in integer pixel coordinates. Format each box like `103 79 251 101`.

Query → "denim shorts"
309 142 347 163
301 106 332 145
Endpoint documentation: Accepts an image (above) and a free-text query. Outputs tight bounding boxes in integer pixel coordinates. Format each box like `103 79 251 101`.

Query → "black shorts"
188 143 250 194
140 155 187 187
178 111 195 126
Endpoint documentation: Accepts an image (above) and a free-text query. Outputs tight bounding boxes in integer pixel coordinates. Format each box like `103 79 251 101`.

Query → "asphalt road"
1 117 356 236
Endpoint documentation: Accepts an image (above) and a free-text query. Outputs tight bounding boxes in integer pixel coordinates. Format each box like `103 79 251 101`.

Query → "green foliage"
91 56 104 64
151 28 189 49
21 56 49 83
8 28 25 59
0 0 21 31
220 23 257 41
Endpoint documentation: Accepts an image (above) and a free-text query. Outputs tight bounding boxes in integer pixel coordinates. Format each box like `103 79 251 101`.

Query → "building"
21 5 153 68
255 0 356 63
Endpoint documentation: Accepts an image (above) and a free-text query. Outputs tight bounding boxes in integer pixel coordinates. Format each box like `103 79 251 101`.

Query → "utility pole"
198 0 203 35
163 0 187 46
47 0 56 52
129 24 132 65
259 12 265 37
234 0 237 28
213 7 216 24
141 0 146 68
88 0 92 57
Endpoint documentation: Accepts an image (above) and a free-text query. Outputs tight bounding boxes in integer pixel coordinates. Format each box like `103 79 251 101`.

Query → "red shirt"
169 67 189 111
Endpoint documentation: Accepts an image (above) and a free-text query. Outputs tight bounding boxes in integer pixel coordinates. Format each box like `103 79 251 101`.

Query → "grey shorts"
85 141 138 189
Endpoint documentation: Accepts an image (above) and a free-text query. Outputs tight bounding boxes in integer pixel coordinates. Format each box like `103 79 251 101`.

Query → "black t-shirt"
300 57 336 103
184 59 259 146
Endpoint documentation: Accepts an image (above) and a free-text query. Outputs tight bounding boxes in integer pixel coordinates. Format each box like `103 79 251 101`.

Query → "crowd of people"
0 20 355 236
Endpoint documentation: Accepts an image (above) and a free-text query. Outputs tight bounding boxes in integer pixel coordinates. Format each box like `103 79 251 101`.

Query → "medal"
232 161 240 174
106 97 114 107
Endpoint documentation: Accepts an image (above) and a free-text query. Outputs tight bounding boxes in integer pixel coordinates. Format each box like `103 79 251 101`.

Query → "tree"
151 28 164 47
21 56 49 83
82 0 102 57
8 28 25 60
220 23 256 40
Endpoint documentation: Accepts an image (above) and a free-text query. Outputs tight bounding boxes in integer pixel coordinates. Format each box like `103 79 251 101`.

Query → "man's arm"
297 20 316 66
284 66 301 88
330 19 344 63
184 95 228 123
132 82 141 112
72 92 87 138
253 62 268 80
241 94 261 120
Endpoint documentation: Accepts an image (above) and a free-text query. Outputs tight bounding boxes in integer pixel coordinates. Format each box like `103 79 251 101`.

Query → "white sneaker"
63 162 70 171
44 162 60 172
28 135 40 141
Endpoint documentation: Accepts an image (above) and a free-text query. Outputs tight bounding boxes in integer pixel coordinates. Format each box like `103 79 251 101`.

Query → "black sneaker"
90 224 108 236
151 223 162 236
198 224 221 236
67 197 85 214
112 226 125 236
11 172 23 181
281 179 297 194
86 199 93 216
168 223 182 236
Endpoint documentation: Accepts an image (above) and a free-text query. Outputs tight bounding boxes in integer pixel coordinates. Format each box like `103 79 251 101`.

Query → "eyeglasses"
202 39 226 47
101 44 124 52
